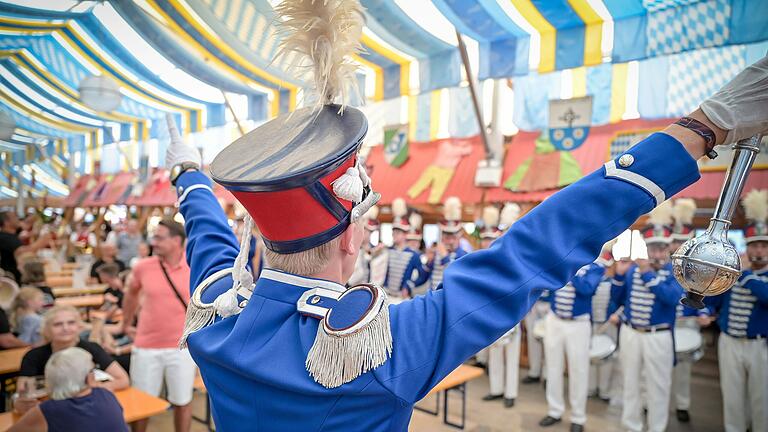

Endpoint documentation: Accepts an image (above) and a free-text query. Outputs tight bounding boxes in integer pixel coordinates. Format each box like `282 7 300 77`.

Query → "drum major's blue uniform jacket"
174 133 700 431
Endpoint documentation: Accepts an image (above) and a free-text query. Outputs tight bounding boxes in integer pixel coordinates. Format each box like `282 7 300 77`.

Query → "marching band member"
347 206 379 286
540 250 607 432
405 212 431 297
609 202 684 432
165 1 767 427
383 198 426 299
425 196 467 290
704 189 768 432
481 206 521 408
669 199 704 423
588 242 619 404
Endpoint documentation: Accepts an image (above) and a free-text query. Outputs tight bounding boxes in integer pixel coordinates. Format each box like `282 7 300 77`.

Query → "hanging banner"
383 124 409 168
548 96 593 151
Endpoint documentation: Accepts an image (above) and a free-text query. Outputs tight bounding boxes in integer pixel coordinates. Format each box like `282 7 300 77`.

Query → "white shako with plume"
407 212 423 241
440 196 463 233
184 0 390 389
391 197 410 231
480 206 501 240
499 203 521 231
642 199 674 244
743 189 768 243
672 199 697 242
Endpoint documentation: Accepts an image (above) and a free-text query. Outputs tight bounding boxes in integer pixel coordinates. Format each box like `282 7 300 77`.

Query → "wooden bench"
45 276 73 288
0 387 169 430
414 364 484 429
52 285 107 297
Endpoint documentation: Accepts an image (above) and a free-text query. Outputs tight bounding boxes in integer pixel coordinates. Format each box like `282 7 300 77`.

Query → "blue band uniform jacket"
383 247 426 295
609 262 684 328
427 247 468 290
174 133 700 431
706 268 768 338
551 262 606 319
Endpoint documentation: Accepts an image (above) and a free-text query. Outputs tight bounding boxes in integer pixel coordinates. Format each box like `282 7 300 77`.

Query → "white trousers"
488 327 521 398
718 334 768 432
672 361 691 410
524 301 549 378
588 323 618 400
544 313 591 425
619 325 673 432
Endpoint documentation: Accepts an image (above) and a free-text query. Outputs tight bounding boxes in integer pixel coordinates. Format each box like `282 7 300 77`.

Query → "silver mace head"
672 134 762 309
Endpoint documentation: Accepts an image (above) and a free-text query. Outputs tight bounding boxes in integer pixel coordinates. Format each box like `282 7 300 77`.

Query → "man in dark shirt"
89 243 126 281
0 308 27 349
0 211 51 283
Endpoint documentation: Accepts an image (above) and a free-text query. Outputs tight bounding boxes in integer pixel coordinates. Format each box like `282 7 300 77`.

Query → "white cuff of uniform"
178 184 214 204
603 160 665 207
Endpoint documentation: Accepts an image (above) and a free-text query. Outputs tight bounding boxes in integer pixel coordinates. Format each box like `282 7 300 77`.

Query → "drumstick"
597 306 623 334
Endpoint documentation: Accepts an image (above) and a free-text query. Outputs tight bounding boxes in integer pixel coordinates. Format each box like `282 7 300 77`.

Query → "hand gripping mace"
672 134 763 309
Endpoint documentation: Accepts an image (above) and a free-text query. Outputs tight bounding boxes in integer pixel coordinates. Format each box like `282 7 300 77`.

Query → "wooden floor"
152 337 724 431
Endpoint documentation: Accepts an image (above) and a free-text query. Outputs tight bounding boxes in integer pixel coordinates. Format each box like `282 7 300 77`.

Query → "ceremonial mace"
672 134 763 309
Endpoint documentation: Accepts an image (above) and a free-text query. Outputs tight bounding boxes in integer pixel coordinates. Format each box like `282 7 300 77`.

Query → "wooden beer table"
55 295 104 314
52 285 107 297
0 387 170 430
414 364 484 429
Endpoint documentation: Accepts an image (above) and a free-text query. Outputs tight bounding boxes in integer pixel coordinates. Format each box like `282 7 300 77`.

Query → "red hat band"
642 224 672 245
745 222 768 244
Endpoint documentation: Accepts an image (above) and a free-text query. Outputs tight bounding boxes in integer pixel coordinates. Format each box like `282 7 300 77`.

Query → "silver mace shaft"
672 134 763 309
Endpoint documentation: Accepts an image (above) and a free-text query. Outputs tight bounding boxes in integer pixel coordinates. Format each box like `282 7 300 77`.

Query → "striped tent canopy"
1 0 767 199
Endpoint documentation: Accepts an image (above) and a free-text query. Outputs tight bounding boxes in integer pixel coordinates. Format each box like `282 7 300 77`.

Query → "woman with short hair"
14 305 129 414
9 347 129 432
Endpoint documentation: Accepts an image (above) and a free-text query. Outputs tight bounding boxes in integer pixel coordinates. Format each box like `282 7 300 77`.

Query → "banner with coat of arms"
383 124 409 168
548 96 593 151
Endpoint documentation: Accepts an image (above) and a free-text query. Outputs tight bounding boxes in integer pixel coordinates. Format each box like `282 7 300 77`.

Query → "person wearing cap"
608 201 685 432
479 206 520 408
383 198 428 299
669 199 707 423
702 189 768 432
404 212 430 296
588 243 620 405
425 197 468 290
164 1 768 428
540 250 607 431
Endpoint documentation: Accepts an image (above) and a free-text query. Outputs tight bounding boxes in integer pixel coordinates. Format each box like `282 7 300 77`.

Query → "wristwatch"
170 162 200 186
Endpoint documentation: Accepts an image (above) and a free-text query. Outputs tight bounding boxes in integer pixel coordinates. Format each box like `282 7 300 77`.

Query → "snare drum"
533 319 547 341
589 334 617 364
674 327 703 362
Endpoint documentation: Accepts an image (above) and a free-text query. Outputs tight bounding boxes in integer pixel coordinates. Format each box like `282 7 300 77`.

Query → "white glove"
701 55 768 144
164 113 202 168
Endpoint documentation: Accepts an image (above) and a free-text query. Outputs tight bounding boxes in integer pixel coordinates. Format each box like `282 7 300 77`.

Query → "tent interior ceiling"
0 0 766 203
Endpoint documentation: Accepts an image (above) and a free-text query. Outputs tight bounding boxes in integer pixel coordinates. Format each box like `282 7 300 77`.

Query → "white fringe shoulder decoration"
743 189 768 223
305 285 392 388
274 0 364 110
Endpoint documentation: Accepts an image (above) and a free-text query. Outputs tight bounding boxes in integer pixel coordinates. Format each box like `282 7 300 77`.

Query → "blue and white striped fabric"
512 71 561 132
610 263 683 328
550 262 604 319
646 0 731 57
706 269 768 338
591 277 613 323
384 247 422 296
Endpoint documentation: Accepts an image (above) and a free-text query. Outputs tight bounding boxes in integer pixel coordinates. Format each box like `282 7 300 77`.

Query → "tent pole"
455 30 491 159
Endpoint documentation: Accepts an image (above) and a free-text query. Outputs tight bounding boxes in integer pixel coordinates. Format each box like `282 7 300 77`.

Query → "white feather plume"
647 200 673 226
364 205 379 221
443 197 462 221
274 0 364 110
673 199 697 225
500 203 521 226
743 189 768 222
392 198 407 218
482 206 499 228
409 212 422 229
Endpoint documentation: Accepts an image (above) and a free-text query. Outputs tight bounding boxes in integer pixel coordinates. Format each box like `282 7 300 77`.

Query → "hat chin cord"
214 215 256 318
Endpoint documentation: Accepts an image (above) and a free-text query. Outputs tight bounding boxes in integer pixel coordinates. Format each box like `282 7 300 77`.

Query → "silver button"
618 154 634 167
177 186 184 193
310 296 321 305
239 300 248 308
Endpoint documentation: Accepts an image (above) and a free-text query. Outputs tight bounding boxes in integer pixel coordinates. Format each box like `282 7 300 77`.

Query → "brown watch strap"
675 116 718 159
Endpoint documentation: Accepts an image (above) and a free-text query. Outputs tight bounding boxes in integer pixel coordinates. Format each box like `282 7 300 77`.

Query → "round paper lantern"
78 75 123 112
0 110 15 141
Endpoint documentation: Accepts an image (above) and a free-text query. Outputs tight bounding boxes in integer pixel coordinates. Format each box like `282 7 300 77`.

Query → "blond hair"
264 236 341 276
10 286 43 330
41 305 82 342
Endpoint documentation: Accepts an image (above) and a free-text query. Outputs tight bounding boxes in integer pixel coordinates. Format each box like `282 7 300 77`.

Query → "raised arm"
379 131 702 402
571 262 606 296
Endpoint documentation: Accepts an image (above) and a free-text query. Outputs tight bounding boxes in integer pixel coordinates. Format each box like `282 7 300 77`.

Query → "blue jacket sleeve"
640 271 683 306
742 272 768 305
376 133 701 402
175 171 241 291
703 292 724 316
571 263 606 296
406 254 431 290
608 269 630 316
